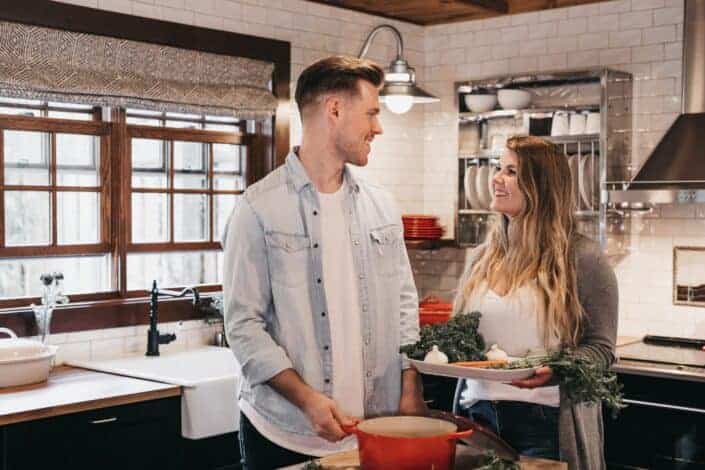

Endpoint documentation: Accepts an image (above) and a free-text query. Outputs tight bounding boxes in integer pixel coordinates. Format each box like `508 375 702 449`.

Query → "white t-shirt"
460 283 560 408
240 181 364 457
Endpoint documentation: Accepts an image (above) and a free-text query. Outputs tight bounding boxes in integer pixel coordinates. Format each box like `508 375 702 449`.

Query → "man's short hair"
295 56 384 118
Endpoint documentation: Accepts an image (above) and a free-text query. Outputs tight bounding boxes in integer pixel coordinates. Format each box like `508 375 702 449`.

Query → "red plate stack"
402 215 444 240
419 296 453 326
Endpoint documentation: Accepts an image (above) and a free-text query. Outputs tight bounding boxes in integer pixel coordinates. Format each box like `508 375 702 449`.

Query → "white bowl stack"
0 327 57 387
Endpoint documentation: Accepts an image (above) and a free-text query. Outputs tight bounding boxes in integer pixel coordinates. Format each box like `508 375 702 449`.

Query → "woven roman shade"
0 21 277 119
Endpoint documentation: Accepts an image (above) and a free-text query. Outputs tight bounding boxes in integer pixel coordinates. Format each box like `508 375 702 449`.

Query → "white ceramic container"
0 328 57 388
497 89 532 110
464 94 498 113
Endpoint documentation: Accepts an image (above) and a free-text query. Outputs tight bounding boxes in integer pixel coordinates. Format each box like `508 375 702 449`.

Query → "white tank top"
460 282 560 408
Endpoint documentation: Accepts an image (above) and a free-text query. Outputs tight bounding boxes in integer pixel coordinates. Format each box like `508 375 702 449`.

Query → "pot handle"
0 328 17 339
448 428 474 440
341 423 358 436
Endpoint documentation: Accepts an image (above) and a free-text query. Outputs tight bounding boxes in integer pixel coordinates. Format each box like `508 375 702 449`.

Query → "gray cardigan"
454 235 618 470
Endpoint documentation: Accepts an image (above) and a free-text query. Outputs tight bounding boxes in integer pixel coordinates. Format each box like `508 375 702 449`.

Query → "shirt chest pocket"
369 224 402 277
265 231 311 287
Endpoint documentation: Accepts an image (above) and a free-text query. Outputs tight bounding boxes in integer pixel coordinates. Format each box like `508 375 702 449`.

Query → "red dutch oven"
342 416 473 470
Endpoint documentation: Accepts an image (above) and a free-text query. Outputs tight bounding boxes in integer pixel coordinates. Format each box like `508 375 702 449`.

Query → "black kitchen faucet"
147 280 200 356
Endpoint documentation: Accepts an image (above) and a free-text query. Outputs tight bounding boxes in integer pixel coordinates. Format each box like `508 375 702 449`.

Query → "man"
222 56 424 470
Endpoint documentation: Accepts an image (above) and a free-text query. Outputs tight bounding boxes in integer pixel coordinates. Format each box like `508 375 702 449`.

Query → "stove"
607 335 705 469
617 335 705 368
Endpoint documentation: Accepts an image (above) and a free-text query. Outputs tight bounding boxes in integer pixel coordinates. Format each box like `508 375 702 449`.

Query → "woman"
453 135 617 470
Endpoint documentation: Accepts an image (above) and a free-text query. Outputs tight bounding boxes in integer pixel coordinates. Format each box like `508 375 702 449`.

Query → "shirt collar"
286 147 360 194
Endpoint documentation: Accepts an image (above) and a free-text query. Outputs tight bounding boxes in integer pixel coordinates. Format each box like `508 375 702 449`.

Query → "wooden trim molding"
0 296 213 337
127 125 250 144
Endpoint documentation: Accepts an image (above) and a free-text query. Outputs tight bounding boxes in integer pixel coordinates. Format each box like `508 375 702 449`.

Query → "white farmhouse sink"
68 346 240 439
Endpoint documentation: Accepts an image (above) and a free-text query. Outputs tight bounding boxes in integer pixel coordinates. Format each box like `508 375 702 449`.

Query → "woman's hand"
510 366 555 389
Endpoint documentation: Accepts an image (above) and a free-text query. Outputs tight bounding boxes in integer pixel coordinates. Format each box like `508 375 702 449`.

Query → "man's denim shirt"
223 151 419 436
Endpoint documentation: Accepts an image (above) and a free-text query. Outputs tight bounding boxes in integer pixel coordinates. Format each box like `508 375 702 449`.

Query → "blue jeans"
466 400 560 460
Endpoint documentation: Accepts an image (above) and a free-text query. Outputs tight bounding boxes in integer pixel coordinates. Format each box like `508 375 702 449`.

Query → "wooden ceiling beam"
454 0 509 13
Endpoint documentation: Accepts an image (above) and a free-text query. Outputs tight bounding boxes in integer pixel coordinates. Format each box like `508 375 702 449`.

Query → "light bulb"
384 95 413 114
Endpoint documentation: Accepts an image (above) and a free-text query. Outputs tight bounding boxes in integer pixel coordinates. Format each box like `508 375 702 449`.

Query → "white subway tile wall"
47 320 222 365
50 0 705 340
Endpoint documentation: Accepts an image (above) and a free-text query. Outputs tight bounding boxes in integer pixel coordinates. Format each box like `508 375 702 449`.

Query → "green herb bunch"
495 350 626 417
401 311 486 363
475 451 520 470
302 461 323 470
544 349 626 417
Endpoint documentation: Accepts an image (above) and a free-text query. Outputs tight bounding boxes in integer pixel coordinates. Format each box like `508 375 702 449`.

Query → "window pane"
132 139 167 188
4 130 49 185
47 111 92 121
0 107 40 117
215 195 238 242
126 117 162 126
127 250 220 290
57 192 100 244
174 194 209 242
214 174 245 191
165 113 201 129
174 141 207 189
56 134 100 186
0 98 40 106
131 193 169 243
127 108 162 117
0 254 112 299
204 123 239 132
165 120 201 129
213 144 241 172
5 191 51 246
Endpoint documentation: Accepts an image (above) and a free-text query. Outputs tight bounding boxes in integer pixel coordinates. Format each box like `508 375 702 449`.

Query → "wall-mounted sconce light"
358 24 439 114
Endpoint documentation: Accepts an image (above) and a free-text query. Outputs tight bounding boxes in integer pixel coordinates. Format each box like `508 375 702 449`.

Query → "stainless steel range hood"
610 0 705 204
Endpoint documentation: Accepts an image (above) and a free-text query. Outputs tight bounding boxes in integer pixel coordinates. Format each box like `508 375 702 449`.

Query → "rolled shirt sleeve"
223 197 293 386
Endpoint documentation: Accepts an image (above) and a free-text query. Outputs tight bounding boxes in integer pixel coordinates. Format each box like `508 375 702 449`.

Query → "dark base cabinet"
2 397 182 470
182 431 241 470
0 397 242 470
605 373 705 470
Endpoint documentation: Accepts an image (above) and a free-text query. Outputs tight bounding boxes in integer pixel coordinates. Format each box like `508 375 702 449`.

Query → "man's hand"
302 391 357 442
510 366 555 389
398 368 429 416
268 369 357 442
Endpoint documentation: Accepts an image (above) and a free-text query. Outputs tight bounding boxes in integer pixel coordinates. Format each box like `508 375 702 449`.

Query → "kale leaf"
401 311 486 363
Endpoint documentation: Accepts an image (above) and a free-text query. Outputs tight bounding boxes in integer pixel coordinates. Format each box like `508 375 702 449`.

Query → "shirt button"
313 210 318 216
317 278 321 284
362 305 368 312
324 378 330 384
353 240 359 245
321 312 326 317
358 274 364 280
323 345 329 350
364 339 370 346
366 371 372 378
313 243 319 248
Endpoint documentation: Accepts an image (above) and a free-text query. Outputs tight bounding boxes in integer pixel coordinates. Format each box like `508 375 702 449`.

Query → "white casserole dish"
0 327 57 388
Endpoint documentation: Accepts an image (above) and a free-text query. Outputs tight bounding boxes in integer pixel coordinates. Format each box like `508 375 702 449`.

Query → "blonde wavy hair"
460 135 584 347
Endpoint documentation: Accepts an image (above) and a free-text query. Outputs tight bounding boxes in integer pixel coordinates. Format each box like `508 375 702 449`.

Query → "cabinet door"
4 397 182 470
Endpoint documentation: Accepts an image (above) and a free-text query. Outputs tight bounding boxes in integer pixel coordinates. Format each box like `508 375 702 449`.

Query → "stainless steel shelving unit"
455 68 633 250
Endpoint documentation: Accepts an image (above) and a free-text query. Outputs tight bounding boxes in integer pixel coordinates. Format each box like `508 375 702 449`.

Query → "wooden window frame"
0 1 290 336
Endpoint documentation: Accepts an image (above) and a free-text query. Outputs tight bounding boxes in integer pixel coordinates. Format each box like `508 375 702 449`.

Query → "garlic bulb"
424 345 449 364
485 344 509 361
